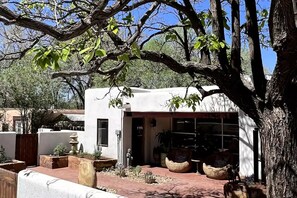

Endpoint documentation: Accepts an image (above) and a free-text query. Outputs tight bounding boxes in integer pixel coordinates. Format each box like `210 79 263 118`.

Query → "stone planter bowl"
203 163 229 180
165 148 192 173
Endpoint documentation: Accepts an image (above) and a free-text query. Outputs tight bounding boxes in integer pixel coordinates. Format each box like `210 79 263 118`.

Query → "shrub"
93 146 102 160
0 145 11 163
53 144 67 156
144 171 156 184
133 165 142 177
115 163 126 177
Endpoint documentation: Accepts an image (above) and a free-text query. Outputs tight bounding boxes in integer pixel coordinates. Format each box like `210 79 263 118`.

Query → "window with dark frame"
97 119 108 147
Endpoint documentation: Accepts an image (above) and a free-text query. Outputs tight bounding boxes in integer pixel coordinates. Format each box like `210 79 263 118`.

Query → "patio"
30 166 226 198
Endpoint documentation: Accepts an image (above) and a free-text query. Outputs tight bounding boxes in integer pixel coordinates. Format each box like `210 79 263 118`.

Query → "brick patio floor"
30 166 226 198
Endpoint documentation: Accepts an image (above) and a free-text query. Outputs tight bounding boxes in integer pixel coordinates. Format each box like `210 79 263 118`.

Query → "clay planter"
0 160 26 173
68 155 117 171
40 155 68 169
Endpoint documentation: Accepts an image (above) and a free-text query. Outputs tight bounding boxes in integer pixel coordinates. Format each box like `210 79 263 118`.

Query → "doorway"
132 118 145 165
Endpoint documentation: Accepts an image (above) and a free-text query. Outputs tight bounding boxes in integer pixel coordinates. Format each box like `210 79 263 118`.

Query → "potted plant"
53 143 68 156
0 145 26 173
156 130 171 167
40 143 69 169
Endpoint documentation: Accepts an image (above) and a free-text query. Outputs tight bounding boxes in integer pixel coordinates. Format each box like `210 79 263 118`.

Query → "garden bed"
0 160 26 173
99 167 173 185
40 155 68 169
68 155 117 171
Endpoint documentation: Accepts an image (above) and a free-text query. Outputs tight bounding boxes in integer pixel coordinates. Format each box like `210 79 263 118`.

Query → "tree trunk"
261 107 297 197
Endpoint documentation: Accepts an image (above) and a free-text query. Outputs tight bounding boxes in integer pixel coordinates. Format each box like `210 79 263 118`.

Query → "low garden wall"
37 130 84 164
17 169 125 198
0 132 16 159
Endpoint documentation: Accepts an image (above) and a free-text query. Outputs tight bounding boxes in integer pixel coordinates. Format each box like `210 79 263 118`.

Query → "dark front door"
132 118 144 165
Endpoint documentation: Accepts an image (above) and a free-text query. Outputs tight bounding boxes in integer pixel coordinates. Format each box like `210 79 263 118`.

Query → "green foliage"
0 145 11 163
132 165 142 177
93 146 102 160
194 34 227 52
108 86 134 108
31 46 63 70
108 98 123 108
167 93 201 112
117 53 130 63
53 144 67 156
115 163 126 177
122 12 134 24
79 37 107 65
144 171 156 184
131 42 141 59
165 32 177 42
107 18 119 34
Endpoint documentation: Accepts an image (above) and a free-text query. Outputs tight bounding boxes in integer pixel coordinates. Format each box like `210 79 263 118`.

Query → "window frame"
97 119 108 147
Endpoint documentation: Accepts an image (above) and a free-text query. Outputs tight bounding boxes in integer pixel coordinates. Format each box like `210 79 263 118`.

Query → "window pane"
97 119 108 146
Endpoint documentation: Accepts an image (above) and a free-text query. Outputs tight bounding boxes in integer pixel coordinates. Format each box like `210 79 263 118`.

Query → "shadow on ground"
143 186 223 198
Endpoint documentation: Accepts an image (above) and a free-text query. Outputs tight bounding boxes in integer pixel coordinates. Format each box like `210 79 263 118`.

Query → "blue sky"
262 48 276 73
157 0 277 73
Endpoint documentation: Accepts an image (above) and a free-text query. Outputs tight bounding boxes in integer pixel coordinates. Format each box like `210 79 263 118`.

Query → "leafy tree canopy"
1 1 297 197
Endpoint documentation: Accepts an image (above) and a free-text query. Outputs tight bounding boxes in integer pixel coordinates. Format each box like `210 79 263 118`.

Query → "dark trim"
124 111 238 119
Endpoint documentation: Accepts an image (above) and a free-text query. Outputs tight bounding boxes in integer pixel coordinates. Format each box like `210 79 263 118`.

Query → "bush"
144 171 156 184
53 144 67 156
93 146 102 160
115 163 126 177
0 145 11 163
133 165 142 177
77 151 102 160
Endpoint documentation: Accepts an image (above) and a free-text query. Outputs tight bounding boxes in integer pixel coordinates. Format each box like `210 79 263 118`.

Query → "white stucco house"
81 86 261 179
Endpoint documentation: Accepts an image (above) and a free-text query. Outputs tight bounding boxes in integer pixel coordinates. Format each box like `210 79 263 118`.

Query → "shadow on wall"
199 93 238 112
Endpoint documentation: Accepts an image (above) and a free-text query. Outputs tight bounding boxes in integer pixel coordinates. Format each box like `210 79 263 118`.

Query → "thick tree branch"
195 85 222 99
245 0 266 101
0 0 131 41
230 0 241 73
267 0 297 106
210 0 229 70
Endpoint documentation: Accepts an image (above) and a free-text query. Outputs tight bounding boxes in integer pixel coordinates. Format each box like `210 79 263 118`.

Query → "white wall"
238 110 259 178
84 88 122 159
17 170 125 198
0 132 16 159
38 131 80 164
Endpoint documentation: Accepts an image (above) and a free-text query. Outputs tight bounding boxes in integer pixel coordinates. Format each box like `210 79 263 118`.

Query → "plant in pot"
156 130 171 167
53 143 68 156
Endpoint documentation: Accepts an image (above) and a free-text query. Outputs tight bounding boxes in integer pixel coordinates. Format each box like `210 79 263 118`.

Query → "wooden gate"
0 168 17 198
15 134 38 166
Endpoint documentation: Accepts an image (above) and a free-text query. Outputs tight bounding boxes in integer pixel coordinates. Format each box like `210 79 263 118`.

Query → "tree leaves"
167 93 201 112
131 42 141 58
78 37 106 64
123 12 134 24
107 18 119 34
194 34 227 52
118 53 130 62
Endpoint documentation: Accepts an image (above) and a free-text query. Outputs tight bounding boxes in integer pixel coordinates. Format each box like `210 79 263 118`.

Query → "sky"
153 0 277 73
261 48 276 73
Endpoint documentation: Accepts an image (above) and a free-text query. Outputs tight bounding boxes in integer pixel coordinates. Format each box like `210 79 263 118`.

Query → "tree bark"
261 106 297 197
